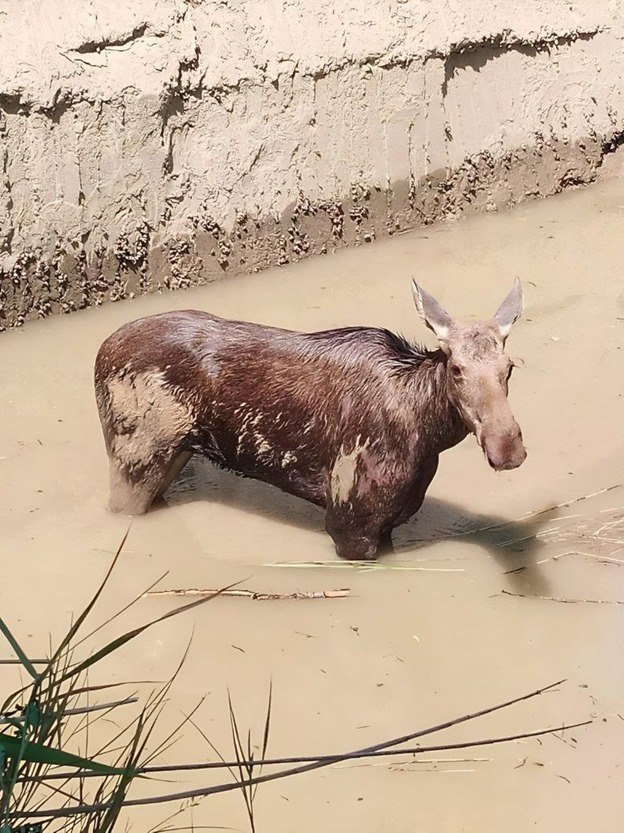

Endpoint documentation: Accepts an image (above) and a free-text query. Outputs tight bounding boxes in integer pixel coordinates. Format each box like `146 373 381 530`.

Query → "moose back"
94 280 526 560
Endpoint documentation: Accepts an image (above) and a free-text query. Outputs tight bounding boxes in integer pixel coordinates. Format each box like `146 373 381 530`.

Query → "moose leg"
327 526 380 562
377 527 395 555
394 456 439 527
324 509 384 562
108 447 189 515
108 458 155 515
154 451 192 499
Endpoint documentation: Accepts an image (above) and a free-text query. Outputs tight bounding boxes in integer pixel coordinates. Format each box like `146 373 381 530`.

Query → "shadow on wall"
160 456 556 594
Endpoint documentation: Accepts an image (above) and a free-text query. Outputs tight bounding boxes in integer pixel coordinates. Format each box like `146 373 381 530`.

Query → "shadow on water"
397 496 558 595
162 457 324 530
161 457 556 593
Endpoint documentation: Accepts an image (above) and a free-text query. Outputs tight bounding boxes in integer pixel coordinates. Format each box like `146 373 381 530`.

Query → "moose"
94 279 526 560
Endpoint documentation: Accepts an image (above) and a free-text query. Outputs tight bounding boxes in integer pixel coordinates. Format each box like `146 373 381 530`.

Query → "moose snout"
483 425 527 472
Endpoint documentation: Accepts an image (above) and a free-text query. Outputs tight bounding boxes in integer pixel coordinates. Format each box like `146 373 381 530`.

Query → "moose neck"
404 351 468 454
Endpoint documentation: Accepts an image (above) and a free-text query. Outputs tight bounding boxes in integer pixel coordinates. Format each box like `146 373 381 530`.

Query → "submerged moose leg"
108 448 190 515
154 451 192 499
97 365 196 515
325 445 397 560
329 457 440 559
108 458 155 515
377 527 395 555
393 456 439 528
326 526 381 561
324 508 384 561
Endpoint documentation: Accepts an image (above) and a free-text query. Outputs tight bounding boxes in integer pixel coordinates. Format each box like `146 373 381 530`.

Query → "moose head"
412 279 527 471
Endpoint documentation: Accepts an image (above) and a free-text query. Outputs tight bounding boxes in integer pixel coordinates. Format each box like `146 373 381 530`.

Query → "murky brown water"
1 179 623 832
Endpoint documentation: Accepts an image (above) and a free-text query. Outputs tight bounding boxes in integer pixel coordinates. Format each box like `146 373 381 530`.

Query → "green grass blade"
0 619 38 679
261 682 272 761
0 732 132 776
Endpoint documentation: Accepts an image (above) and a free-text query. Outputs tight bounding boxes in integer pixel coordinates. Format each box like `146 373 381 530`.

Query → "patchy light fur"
330 436 371 505
105 370 193 472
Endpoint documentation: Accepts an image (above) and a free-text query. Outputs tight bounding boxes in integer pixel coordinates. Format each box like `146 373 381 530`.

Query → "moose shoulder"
94 280 526 561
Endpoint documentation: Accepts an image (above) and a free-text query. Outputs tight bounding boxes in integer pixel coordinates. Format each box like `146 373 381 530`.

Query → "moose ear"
493 278 523 339
412 280 454 343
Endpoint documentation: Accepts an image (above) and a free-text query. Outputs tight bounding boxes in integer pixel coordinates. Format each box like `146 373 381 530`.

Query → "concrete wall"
0 0 622 329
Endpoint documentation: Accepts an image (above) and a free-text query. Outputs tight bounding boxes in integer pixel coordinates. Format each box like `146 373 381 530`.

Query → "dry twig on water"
145 588 350 601
501 589 624 605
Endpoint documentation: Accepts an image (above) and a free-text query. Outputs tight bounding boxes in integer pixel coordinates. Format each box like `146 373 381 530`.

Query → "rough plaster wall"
0 0 622 329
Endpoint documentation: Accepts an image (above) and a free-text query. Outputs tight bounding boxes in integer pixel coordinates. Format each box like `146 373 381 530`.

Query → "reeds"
1 533 592 832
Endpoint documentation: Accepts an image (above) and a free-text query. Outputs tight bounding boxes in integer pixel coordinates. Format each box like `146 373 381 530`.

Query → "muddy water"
1 179 623 832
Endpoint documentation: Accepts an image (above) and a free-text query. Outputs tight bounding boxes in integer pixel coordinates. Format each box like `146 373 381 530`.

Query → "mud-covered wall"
0 0 623 329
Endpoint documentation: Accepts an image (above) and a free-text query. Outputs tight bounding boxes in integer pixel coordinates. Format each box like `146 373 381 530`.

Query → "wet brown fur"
94 291 523 561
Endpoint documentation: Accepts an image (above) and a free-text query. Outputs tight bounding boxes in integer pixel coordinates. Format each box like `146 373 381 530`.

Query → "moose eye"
450 364 463 379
